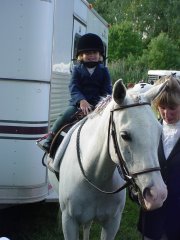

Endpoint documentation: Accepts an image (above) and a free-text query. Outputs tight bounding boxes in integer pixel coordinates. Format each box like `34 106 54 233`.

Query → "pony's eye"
120 131 131 141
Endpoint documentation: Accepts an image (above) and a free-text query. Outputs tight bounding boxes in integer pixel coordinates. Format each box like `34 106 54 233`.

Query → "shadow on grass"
0 197 141 240
0 202 62 240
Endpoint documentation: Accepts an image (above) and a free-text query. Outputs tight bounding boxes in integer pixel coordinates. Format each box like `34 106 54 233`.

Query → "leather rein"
76 102 161 195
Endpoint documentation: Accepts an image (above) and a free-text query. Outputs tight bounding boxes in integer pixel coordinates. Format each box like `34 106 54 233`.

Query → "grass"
0 195 141 240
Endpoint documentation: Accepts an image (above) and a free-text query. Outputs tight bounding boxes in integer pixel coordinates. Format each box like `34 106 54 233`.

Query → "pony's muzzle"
142 185 167 211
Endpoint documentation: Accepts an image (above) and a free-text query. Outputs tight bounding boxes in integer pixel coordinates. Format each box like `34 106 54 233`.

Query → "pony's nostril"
143 187 152 199
143 186 158 202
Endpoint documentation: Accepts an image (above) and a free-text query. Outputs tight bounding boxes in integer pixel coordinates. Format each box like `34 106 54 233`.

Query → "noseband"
76 102 161 197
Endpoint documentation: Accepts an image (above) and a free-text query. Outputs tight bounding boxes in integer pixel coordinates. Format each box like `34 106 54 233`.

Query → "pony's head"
109 79 168 210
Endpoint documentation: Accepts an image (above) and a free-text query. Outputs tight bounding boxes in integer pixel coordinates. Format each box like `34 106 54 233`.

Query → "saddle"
48 109 86 159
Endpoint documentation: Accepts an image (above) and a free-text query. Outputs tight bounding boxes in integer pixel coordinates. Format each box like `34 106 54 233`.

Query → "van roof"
148 70 180 77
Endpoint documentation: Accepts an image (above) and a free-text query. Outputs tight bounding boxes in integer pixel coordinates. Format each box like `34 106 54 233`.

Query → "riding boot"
38 106 77 153
42 132 55 153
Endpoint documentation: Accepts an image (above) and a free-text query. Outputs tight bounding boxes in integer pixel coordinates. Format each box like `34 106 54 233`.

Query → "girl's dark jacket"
159 136 180 197
138 133 180 240
69 63 112 107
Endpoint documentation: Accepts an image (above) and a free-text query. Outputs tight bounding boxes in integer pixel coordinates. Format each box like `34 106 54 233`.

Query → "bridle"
76 102 161 205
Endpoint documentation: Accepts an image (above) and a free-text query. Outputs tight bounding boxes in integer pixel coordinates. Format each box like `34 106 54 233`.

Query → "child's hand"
80 100 92 115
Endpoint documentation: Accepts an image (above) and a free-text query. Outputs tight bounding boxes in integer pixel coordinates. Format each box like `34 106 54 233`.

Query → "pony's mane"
89 95 112 118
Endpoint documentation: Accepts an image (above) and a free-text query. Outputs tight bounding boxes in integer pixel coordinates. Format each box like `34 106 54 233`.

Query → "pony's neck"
80 103 116 184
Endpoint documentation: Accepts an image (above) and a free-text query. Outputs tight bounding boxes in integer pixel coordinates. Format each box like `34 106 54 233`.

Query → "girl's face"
158 105 180 124
82 51 100 62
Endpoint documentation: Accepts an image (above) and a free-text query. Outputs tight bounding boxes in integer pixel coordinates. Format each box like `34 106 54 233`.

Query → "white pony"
48 79 168 240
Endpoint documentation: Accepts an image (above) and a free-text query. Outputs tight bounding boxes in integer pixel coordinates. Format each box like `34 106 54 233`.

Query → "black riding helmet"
76 33 104 57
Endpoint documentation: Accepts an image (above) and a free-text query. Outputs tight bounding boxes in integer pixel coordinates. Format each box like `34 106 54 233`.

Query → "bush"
108 55 148 85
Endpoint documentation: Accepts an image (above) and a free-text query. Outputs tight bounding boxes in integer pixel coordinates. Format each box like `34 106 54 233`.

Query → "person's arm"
69 66 92 115
69 66 86 105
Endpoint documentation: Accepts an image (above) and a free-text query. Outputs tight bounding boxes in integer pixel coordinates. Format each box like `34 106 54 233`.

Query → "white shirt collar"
162 120 180 159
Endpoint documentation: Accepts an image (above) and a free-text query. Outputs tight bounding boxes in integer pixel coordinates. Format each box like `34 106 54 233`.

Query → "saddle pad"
52 117 88 172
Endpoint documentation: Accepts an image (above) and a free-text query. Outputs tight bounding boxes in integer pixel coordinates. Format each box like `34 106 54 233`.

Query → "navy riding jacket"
138 134 180 240
69 63 112 107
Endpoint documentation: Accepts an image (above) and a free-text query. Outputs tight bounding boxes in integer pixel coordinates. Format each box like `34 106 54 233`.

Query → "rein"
76 118 130 194
76 102 161 197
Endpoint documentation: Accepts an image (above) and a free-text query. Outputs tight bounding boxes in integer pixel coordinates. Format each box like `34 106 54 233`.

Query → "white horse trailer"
0 0 109 206
148 70 180 83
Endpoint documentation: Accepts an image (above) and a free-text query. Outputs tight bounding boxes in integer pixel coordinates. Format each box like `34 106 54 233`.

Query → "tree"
89 0 180 70
125 0 180 45
90 0 180 43
108 22 143 61
89 0 132 24
144 32 180 69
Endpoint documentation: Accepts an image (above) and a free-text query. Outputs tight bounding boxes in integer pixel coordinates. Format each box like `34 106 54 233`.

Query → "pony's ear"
143 81 168 103
113 79 126 105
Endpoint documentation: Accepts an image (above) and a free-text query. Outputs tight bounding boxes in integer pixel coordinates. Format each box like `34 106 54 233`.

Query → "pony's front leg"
62 211 79 240
83 221 92 240
100 214 122 240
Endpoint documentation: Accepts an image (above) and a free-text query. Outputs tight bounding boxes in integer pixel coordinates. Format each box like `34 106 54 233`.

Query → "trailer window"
72 33 81 65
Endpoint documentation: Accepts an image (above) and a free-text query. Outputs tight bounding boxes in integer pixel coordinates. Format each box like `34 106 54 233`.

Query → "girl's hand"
80 100 92 115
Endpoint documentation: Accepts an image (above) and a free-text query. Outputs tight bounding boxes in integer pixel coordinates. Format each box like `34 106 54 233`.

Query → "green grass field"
0 196 141 240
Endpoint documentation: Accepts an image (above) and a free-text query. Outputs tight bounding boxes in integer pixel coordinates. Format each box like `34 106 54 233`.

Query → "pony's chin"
143 200 164 211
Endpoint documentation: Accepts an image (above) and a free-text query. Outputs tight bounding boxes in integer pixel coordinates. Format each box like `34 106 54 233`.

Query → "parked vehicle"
148 70 180 84
0 0 109 206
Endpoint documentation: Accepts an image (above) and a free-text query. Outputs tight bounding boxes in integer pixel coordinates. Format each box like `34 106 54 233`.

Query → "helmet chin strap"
83 61 99 68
